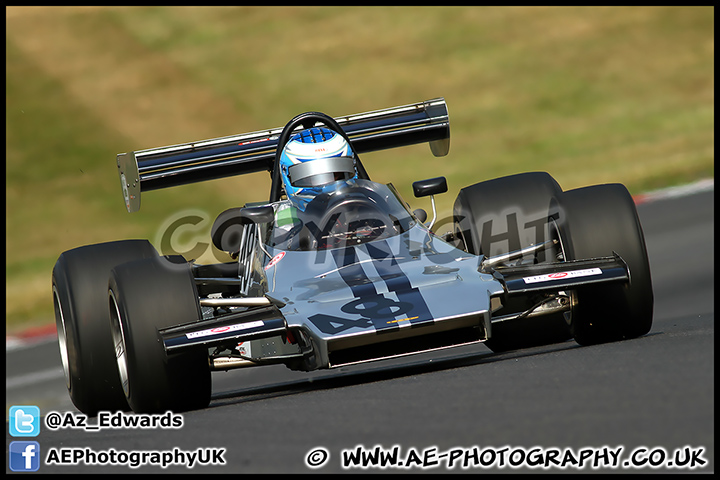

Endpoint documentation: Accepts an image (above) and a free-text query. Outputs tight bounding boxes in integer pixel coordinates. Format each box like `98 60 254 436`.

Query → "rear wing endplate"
117 98 450 212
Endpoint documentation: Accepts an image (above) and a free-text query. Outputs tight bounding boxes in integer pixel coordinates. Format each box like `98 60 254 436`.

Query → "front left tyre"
552 183 654 345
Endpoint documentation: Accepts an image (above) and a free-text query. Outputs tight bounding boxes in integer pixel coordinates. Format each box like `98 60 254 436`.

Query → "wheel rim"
52 285 71 391
108 290 130 398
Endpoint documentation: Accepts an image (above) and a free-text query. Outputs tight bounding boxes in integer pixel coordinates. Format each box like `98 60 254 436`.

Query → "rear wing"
117 97 450 212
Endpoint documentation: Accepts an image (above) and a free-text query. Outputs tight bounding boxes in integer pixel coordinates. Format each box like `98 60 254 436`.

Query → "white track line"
634 178 714 204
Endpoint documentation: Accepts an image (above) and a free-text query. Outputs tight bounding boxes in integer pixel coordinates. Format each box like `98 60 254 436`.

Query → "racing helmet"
279 127 358 211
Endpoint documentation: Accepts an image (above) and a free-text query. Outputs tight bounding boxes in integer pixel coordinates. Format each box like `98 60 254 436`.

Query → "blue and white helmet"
279 127 358 211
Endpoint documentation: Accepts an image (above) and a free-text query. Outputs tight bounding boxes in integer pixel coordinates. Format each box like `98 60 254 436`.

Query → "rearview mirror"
411 177 447 231
211 205 274 253
412 177 448 198
239 205 275 225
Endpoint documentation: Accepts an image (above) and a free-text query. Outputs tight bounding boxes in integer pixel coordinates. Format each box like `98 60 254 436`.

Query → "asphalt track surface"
6 187 714 473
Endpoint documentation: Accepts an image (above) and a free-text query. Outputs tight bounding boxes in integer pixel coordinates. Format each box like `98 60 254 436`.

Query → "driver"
271 127 397 250
278 126 359 212
273 127 359 241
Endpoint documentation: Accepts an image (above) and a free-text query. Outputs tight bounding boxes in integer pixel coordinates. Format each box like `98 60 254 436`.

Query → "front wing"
156 250 628 370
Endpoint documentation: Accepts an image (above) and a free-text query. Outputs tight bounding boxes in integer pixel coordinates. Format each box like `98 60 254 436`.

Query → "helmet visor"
288 156 355 188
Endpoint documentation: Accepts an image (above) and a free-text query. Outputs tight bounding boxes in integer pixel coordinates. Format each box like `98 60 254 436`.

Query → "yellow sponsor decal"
386 316 419 325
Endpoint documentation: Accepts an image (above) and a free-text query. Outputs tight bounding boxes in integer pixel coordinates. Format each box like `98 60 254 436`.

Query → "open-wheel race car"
52 98 653 414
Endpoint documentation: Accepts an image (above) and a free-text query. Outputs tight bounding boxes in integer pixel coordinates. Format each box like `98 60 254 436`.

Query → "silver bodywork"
117 97 629 373
160 181 511 372
265 218 505 369
159 179 628 373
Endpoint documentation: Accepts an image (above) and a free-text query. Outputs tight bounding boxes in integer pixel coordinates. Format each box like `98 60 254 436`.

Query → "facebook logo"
9 441 41 472
9 405 40 437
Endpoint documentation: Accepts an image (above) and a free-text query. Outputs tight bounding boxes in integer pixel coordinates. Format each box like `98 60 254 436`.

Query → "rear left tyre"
453 172 571 352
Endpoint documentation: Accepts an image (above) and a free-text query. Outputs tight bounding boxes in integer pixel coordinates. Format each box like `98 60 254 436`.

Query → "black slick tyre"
51 239 157 415
108 255 211 413
553 184 654 345
453 172 570 352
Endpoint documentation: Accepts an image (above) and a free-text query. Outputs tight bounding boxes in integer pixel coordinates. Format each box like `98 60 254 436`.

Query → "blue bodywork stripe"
330 246 396 333
366 241 434 329
330 240 433 334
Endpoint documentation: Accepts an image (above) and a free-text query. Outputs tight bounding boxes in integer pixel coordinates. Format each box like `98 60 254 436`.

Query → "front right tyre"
108 255 211 413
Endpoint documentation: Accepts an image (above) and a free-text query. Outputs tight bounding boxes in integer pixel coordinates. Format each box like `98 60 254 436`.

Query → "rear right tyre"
51 240 157 415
